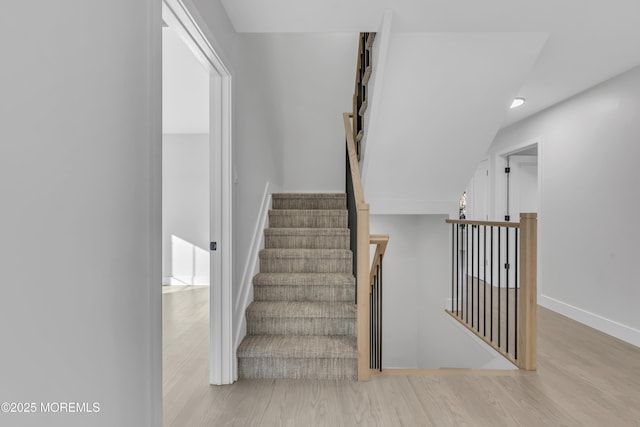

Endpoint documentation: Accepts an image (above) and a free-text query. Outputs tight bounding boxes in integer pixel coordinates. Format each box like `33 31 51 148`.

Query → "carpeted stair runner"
237 193 357 380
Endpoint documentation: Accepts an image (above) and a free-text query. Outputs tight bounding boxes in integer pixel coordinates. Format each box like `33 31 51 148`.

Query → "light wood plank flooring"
163 286 640 426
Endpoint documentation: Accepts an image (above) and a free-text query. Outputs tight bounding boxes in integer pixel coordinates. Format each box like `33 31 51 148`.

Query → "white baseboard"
540 294 640 348
167 277 192 286
192 275 209 286
162 276 171 286
233 182 272 354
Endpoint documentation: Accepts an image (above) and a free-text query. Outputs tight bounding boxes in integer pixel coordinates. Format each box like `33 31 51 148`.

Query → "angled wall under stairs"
237 193 357 380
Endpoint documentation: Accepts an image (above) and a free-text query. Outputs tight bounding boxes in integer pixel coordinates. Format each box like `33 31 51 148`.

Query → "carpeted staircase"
237 193 358 380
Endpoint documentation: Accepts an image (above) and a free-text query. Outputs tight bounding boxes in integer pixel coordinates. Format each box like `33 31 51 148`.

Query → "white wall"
0 1 161 426
162 27 209 134
163 134 210 285
370 215 516 369
247 33 357 193
489 65 640 346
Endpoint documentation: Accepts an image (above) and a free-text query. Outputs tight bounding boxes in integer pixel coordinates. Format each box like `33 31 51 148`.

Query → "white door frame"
162 0 234 385
493 137 543 297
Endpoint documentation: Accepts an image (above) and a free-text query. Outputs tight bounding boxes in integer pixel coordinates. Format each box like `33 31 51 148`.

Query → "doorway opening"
162 0 233 386
497 141 540 222
494 138 542 295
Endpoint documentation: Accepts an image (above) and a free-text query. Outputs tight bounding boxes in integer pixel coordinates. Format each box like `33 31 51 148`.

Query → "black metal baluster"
476 224 480 331
498 227 501 348
466 223 469 323
456 224 459 315
451 224 455 313
372 273 376 369
483 225 487 337
371 263 376 370
506 227 510 354
379 255 383 371
471 225 475 328
515 228 519 360
369 278 376 369
490 226 494 342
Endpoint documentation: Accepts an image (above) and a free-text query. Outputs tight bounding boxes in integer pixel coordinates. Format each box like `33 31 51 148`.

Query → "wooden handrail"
370 235 389 285
446 219 520 228
344 111 371 380
343 113 366 209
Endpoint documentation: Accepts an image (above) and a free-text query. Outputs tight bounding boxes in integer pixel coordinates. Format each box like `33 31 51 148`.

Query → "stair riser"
272 198 346 210
269 213 347 228
264 234 349 249
260 258 352 274
246 318 356 336
238 357 356 380
253 285 355 302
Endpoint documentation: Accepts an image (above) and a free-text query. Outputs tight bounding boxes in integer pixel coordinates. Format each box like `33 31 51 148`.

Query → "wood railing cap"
343 112 367 210
446 218 520 228
370 234 389 244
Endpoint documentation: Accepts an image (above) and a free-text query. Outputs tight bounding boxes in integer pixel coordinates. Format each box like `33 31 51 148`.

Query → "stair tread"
254 273 355 286
265 228 349 235
272 193 346 199
259 248 352 258
269 209 346 215
271 194 347 211
269 209 347 228
238 335 357 359
260 249 352 259
247 301 356 318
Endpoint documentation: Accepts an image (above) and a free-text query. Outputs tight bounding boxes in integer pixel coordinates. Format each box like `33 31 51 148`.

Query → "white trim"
148 0 163 424
540 295 640 348
233 182 272 378
361 10 393 188
163 0 234 385
493 136 544 296
493 136 541 221
162 0 233 76
165 276 210 286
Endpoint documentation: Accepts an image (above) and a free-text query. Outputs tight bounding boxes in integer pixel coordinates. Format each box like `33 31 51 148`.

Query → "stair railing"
445 213 537 370
344 112 371 380
345 31 386 380
353 32 375 159
369 234 388 371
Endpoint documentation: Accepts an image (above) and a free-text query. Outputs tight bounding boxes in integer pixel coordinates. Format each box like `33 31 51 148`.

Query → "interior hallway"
163 286 640 426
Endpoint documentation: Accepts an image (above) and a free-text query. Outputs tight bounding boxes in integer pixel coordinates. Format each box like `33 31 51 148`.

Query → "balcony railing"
445 214 537 370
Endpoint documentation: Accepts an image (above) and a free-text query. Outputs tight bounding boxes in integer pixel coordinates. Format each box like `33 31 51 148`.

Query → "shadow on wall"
169 235 209 286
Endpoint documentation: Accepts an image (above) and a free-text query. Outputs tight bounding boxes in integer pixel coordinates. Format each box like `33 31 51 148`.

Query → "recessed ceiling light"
511 98 525 109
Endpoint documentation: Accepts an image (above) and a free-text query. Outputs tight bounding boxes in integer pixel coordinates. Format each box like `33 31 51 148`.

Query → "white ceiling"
363 32 547 213
220 0 640 128
163 27 209 134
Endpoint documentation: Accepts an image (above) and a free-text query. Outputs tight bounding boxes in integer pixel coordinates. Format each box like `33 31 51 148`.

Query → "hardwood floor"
163 286 640 426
